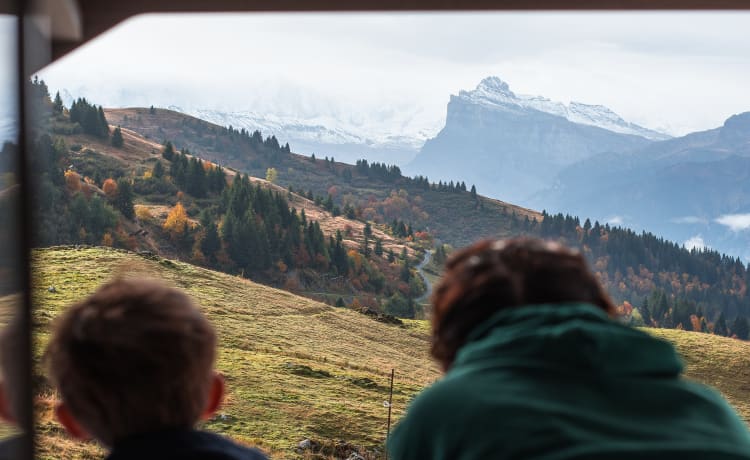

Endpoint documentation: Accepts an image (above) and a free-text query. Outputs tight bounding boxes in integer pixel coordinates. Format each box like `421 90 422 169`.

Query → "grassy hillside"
36 98 429 316
27 247 750 458
105 107 540 247
31 247 438 459
647 328 750 422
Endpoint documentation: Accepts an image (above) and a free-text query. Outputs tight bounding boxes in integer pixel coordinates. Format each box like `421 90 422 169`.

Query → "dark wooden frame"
6 1 750 459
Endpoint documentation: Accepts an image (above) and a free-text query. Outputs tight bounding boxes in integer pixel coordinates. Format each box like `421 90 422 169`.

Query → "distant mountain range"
404 77 667 204
0 108 17 145
532 112 750 260
454 77 670 141
171 107 435 166
57 78 750 259
56 87 437 166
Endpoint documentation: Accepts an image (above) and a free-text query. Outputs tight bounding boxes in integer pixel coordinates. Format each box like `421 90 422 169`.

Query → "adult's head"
431 237 615 371
45 278 223 447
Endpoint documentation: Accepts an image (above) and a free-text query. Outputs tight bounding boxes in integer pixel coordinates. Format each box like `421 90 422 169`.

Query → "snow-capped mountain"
163 105 441 166
461 77 671 141
56 85 440 166
406 76 665 205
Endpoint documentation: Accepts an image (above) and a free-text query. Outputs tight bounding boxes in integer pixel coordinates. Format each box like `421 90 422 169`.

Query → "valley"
6 78 750 459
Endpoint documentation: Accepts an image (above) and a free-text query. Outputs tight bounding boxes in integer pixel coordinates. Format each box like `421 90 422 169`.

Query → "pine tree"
114 178 134 219
200 214 221 261
162 141 175 161
733 316 749 340
152 161 164 178
98 107 110 138
374 239 383 256
715 311 728 336
53 91 64 114
111 126 124 148
400 258 412 282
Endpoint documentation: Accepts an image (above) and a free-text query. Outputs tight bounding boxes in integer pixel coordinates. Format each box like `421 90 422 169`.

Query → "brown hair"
431 238 615 371
45 279 216 446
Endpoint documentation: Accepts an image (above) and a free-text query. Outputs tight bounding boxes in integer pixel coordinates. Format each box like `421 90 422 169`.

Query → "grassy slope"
647 328 750 422
57 123 425 306
60 122 416 259
29 247 750 458
32 247 438 459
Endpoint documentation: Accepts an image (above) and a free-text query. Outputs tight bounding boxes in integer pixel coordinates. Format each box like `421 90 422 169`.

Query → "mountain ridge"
458 76 671 141
406 77 656 205
533 110 750 260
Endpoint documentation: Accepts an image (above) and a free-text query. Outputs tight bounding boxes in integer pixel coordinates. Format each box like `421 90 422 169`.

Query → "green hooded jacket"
388 303 750 460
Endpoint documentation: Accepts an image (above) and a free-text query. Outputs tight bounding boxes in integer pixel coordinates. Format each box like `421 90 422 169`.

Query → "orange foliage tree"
102 178 117 198
64 170 81 192
163 202 188 239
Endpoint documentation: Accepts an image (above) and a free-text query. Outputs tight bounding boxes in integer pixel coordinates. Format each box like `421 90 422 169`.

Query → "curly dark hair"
430 237 616 371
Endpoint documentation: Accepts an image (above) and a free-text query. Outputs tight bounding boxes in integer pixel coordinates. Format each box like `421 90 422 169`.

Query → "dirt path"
415 250 433 303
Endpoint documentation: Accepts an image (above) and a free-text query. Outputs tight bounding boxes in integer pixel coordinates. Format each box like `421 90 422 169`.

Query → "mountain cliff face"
534 112 750 260
405 77 665 205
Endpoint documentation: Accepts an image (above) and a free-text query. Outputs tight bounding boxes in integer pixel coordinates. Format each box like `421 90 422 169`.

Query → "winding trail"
415 250 433 303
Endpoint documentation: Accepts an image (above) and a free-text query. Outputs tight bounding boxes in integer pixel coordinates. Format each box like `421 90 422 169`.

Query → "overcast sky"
26 12 750 136
0 15 17 143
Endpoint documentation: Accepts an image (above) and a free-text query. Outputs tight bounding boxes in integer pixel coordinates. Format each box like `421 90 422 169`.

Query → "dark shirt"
107 429 268 460
0 435 24 460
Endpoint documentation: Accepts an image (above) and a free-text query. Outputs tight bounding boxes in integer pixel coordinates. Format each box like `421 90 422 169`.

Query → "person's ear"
0 383 15 424
201 372 225 420
55 403 90 440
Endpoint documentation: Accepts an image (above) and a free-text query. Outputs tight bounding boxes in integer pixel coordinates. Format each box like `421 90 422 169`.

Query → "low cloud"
684 235 707 251
671 216 708 225
715 213 750 232
605 215 624 226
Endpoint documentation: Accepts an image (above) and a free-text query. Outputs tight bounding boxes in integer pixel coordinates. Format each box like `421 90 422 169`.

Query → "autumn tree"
102 178 117 198
64 170 81 193
265 167 278 183
163 202 189 240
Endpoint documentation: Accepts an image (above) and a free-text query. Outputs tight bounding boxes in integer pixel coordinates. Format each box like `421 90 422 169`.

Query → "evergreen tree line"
220 125 291 163
162 142 226 198
69 98 110 138
348 160 474 196
533 211 750 325
390 219 414 238
640 289 749 339
355 159 402 182
202 173 337 276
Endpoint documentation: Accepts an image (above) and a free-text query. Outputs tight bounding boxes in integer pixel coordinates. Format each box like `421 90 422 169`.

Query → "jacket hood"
451 303 683 378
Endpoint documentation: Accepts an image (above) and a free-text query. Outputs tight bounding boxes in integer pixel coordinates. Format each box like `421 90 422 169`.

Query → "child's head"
45 278 222 447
